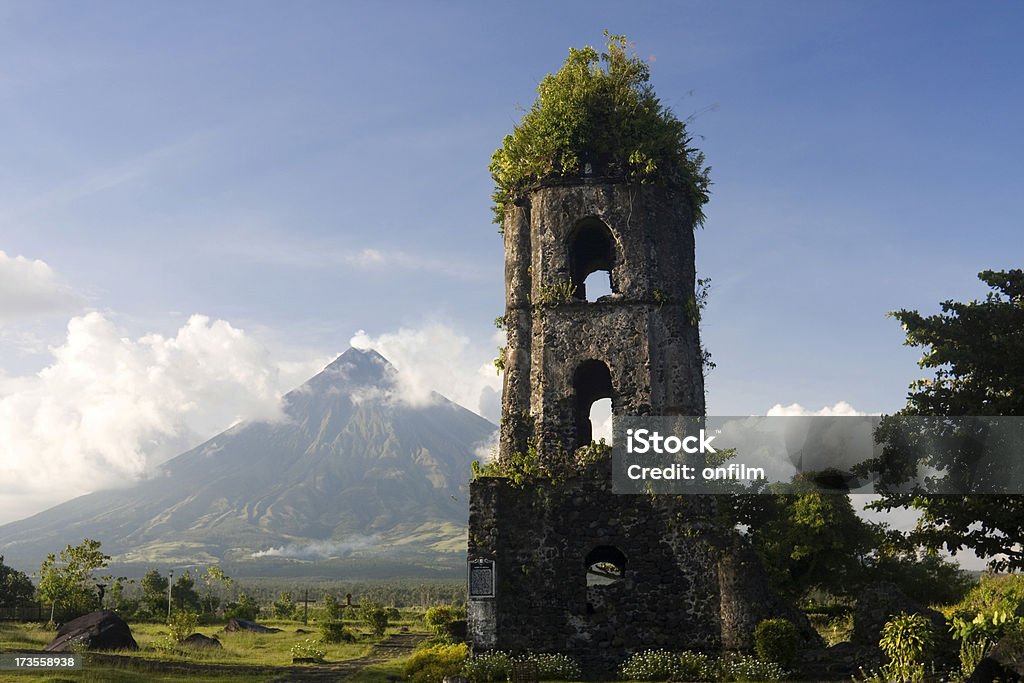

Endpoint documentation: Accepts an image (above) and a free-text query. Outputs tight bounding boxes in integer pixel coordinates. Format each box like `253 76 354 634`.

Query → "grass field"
0 617 427 683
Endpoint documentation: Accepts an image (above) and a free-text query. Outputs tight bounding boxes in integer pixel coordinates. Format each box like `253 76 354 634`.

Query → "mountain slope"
0 348 496 573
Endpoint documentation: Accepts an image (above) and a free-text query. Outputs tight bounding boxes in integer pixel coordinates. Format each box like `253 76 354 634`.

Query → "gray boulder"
44 610 138 652
222 617 282 633
182 633 222 648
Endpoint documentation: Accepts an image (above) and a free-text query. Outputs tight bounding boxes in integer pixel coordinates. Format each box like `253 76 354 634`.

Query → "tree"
140 569 169 618
171 571 201 612
36 538 109 624
869 269 1024 570
742 477 879 599
198 565 231 615
489 31 710 225
273 591 296 619
359 602 388 637
0 555 35 608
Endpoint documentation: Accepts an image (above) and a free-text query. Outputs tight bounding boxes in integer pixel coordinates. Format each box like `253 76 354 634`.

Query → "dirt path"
78 631 427 682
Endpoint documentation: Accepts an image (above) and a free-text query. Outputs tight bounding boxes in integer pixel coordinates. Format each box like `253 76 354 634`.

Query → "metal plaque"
468 559 495 599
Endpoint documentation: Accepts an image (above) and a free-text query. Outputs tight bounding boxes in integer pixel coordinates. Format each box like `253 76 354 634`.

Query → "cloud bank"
350 324 503 423
0 313 296 524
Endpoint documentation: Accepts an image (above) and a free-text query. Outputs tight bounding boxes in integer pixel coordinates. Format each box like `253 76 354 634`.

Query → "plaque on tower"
468 559 495 599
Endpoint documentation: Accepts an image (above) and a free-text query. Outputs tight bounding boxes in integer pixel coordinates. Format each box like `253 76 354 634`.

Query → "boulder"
222 617 282 633
44 610 138 652
968 631 1024 682
182 633 222 648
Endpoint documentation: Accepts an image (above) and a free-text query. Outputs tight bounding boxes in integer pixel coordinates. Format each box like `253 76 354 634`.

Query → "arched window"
574 359 613 449
586 545 626 587
568 218 617 302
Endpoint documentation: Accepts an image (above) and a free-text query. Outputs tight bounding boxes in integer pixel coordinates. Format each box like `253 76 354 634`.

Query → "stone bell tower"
499 177 706 466
468 175 722 677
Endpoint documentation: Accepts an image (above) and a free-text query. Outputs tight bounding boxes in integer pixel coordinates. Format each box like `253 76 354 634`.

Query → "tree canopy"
870 269 1024 570
36 538 109 623
489 31 710 225
0 555 34 608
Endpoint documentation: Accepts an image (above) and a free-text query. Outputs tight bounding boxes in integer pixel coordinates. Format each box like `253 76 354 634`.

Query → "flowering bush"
676 651 713 681
462 650 511 682
619 649 685 681
517 652 581 680
715 652 787 682
290 638 326 662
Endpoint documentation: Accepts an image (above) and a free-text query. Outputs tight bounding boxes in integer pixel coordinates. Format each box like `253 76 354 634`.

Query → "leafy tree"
224 592 259 621
273 591 296 619
868 269 1024 570
360 602 388 637
141 569 169 618
740 476 878 599
0 555 35 608
489 31 710 225
198 565 231 615
36 538 109 624
171 570 201 612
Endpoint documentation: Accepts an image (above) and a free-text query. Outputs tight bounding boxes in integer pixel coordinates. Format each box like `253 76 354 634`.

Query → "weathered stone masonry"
469 176 796 676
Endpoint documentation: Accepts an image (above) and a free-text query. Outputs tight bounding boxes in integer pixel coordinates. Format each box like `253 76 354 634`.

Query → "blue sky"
1 2 1022 525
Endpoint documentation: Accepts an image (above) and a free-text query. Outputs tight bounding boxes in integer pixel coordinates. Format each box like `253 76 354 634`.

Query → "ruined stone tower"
467 175 724 676
498 178 706 465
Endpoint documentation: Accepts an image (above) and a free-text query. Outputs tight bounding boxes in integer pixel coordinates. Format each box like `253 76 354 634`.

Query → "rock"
222 618 282 633
44 611 138 652
182 633 222 648
968 631 1024 682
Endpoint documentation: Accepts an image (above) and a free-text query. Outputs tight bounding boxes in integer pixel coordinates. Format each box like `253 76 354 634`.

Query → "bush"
360 602 389 637
958 573 1024 615
462 650 511 682
403 643 468 683
488 32 710 226
753 618 799 669
167 610 199 643
319 620 352 644
223 592 259 621
291 638 326 662
878 613 932 683
676 652 713 681
517 653 581 680
424 604 467 634
619 649 685 681
715 652 787 682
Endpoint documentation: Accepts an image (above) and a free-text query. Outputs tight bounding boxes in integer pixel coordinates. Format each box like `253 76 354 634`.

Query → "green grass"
0 617 429 683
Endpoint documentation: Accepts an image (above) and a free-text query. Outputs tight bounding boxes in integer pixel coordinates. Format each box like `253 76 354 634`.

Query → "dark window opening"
574 360 613 449
568 218 616 302
586 545 626 587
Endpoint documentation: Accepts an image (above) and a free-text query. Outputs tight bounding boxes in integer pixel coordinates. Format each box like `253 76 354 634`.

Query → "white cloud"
766 400 868 416
0 312 296 524
0 251 80 321
251 535 381 560
350 323 503 422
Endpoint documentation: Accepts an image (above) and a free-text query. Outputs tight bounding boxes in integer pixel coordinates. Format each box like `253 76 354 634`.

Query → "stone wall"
468 459 722 677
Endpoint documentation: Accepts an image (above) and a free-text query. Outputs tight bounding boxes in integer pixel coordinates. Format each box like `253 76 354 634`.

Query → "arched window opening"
568 218 616 302
574 360 613 449
586 545 626 587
